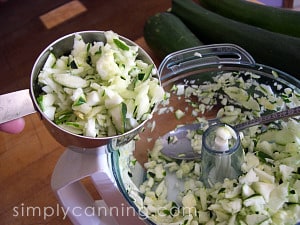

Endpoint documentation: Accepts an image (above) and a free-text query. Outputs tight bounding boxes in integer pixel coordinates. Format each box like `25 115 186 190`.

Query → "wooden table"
0 0 170 224
0 0 296 224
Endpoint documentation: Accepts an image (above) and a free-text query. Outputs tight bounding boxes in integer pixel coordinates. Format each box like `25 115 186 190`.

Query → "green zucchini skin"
200 0 300 38
144 12 203 59
171 0 300 78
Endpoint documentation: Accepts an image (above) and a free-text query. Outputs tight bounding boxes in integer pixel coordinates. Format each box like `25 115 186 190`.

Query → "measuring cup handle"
0 89 36 124
51 147 147 225
158 43 255 81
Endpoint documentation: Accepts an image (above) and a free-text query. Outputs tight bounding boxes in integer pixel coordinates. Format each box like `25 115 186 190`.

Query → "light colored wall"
294 0 300 7
258 0 282 7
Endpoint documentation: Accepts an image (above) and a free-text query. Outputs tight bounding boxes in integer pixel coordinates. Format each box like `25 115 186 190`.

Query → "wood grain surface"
0 0 170 224
0 0 297 224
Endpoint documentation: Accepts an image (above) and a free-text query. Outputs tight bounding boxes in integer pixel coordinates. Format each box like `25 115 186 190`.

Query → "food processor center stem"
201 124 244 187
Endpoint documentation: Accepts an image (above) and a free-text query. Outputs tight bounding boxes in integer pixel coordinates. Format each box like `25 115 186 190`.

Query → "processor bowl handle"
51 147 147 225
158 43 256 81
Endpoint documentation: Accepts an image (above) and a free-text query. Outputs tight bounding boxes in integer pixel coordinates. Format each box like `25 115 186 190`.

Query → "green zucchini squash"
144 12 203 59
200 0 300 38
171 0 300 78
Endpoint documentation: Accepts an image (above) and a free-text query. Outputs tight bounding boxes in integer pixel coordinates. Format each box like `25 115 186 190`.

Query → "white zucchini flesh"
110 103 126 133
36 31 164 137
52 73 88 88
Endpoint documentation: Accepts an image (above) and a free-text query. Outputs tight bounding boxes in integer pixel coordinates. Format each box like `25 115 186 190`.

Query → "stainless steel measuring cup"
0 31 160 149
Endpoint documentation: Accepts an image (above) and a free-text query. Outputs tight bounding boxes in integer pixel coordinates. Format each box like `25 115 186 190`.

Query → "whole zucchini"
144 12 203 59
200 0 300 38
171 0 300 78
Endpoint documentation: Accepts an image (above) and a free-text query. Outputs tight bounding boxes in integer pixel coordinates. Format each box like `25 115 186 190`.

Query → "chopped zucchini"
36 31 164 136
110 102 127 134
53 73 88 88
117 69 300 224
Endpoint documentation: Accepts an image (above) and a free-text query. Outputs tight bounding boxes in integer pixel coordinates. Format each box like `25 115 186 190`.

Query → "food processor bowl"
110 44 300 224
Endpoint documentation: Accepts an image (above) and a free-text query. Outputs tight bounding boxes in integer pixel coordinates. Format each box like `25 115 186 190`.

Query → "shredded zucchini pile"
36 31 164 137
119 71 300 225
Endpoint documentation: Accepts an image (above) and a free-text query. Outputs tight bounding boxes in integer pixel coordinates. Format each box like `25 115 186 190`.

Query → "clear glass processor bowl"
109 44 300 224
